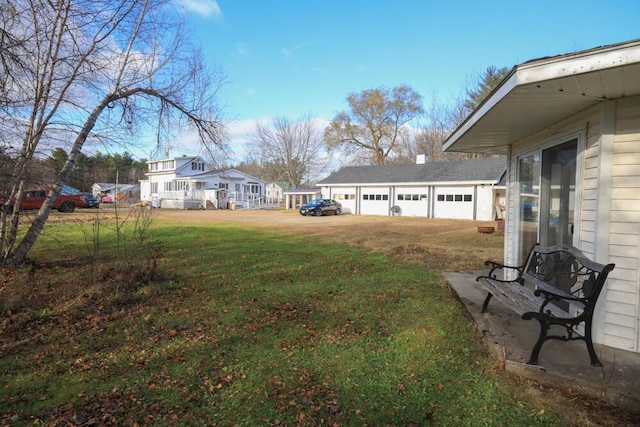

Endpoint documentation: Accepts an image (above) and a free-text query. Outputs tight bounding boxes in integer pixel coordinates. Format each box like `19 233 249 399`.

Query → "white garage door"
393 189 428 217
434 187 474 219
331 188 357 214
360 188 391 216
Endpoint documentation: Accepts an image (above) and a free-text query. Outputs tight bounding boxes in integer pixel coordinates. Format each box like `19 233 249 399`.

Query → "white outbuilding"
317 156 506 220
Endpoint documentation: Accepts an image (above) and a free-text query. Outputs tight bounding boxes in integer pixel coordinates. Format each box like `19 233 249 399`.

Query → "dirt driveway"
150 208 505 272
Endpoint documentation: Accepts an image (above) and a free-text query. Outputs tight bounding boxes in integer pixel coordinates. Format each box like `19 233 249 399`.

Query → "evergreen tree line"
0 148 147 194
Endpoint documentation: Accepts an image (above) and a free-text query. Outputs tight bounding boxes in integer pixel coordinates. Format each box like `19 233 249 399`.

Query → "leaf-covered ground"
1 209 638 426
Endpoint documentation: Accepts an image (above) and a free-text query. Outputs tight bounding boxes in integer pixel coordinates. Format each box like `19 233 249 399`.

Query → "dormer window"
191 161 205 171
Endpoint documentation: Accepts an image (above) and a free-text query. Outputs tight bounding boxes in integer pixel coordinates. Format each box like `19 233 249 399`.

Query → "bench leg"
584 323 603 367
527 318 548 365
481 292 493 313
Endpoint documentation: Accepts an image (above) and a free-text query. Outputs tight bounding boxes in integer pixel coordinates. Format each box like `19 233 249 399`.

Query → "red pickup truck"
0 190 85 213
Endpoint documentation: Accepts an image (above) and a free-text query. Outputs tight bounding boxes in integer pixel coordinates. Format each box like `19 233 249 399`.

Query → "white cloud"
282 42 308 58
234 42 251 58
175 0 222 19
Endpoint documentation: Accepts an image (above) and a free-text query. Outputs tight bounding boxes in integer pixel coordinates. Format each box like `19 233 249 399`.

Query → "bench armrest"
478 260 525 283
533 288 586 316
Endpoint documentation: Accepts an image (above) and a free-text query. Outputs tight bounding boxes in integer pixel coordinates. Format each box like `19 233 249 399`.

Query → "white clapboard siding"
606 96 640 352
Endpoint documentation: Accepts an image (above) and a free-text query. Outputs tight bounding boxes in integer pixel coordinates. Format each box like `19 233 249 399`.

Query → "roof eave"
443 39 640 155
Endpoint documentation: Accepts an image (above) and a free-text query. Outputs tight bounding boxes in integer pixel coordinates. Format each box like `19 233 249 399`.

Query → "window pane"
518 152 541 264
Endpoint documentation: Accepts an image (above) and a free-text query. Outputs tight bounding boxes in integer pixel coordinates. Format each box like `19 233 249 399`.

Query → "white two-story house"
140 155 268 209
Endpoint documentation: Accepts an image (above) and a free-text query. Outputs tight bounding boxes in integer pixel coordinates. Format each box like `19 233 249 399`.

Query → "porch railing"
158 190 280 210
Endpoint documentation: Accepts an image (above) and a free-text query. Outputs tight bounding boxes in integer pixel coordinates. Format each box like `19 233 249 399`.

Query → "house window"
151 183 158 194
162 160 175 170
455 195 463 202
437 195 444 201
463 195 472 202
446 195 453 201
219 183 228 190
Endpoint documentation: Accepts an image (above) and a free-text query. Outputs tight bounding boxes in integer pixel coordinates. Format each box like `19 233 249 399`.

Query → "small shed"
284 188 321 210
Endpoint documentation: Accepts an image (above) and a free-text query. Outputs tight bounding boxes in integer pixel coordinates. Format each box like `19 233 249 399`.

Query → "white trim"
443 72 519 152
596 101 615 262
517 42 640 84
594 100 615 346
319 180 499 187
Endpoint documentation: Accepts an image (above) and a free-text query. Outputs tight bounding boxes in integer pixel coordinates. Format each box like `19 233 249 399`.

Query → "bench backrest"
522 244 615 313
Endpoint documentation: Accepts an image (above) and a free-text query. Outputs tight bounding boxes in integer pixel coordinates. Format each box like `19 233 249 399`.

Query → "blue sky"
164 0 640 161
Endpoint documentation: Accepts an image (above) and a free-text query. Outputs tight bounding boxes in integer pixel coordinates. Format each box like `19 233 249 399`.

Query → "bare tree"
409 95 453 162
0 0 227 266
249 114 327 189
401 67 510 164
324 85 423 165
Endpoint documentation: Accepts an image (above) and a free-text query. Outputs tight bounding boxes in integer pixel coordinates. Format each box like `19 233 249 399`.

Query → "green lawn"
1 217 562 425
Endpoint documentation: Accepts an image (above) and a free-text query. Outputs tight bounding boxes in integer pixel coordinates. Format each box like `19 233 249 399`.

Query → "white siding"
505 97 640 353
606 96 640 351
140 180 150 202
476 186 496 221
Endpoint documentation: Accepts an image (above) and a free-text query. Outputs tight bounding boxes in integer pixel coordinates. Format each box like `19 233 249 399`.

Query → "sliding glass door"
517 139 578 263
517 152 540 263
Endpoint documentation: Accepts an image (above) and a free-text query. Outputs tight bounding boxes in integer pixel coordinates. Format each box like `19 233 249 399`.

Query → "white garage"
317 157 506 221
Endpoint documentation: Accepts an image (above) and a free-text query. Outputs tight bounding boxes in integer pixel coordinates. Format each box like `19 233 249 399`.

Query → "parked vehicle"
101 195 113 203
82 193 99 208
299 198 342 216
0 190 85 213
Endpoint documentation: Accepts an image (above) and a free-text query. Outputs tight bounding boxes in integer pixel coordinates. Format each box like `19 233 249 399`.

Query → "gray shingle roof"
318 157 506 185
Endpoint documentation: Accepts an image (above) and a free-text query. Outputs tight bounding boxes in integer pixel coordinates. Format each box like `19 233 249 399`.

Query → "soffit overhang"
444 39 640 155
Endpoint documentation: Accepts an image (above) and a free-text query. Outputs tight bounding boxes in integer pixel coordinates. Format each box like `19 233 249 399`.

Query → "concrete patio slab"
444 270 640 412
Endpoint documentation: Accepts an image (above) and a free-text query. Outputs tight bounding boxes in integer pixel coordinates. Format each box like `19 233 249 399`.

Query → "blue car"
81 192 99 208
299 198 341 216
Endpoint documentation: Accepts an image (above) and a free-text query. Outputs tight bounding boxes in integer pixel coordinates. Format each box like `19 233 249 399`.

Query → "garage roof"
443 39 640 155
318 157 506 186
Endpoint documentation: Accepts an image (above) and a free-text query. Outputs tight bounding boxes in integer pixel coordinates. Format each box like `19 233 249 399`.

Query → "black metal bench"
475 244 615 366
